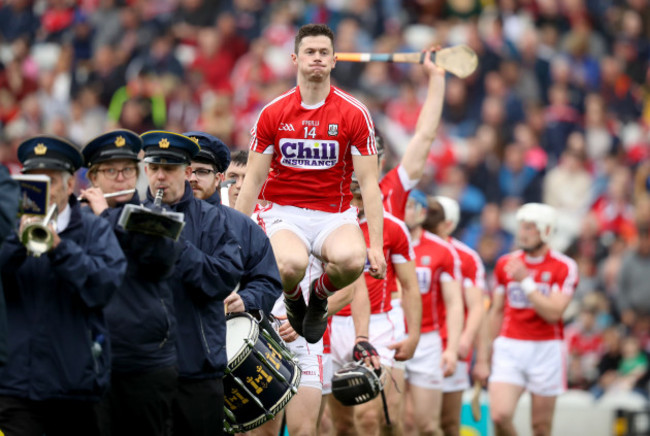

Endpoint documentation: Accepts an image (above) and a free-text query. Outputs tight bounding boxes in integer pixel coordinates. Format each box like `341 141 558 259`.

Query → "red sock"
284 283 302 301
313 273 338 300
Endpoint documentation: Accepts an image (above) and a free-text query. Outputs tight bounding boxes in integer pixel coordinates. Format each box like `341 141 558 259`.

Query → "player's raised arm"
400 48 446 181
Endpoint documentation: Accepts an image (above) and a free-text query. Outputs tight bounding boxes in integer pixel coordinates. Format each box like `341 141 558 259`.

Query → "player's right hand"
367 246 387 279
441 349 458 377
388 336 418 361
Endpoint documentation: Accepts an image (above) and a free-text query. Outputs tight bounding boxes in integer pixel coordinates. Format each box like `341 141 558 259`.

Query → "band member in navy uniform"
0 135 127 436
80 130 179 436
140 130 243 436
185 131 282 315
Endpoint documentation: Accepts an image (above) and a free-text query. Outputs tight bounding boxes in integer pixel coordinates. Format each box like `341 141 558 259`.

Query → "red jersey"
337 213 414 316
494 249 578 341
249 86 376 213
439 238 486 351
380 165 418 221
413 231 461 334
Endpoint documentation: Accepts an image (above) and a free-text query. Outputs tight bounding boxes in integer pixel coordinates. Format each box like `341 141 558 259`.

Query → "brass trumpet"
21 204 58 257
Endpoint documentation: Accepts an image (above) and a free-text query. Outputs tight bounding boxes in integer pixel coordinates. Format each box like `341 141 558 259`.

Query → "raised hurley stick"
336 45 478 79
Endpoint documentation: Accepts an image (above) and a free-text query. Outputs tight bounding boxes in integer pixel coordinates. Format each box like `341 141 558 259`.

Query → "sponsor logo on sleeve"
279 139 339 169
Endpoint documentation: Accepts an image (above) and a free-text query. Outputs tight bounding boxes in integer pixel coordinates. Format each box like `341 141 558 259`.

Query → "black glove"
352 340 379 363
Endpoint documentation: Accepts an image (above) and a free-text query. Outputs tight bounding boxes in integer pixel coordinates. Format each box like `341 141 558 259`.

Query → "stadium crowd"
1 0 650 406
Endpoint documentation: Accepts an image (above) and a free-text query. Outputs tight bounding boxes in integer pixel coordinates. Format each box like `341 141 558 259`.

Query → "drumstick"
336 45 478 79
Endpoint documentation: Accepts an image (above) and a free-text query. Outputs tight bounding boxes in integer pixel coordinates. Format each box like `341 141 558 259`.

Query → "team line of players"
232 24 577 436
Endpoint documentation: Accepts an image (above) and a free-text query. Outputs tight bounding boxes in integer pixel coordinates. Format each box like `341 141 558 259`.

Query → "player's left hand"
367 246 387 279
504 257 528 282
224 292 245 313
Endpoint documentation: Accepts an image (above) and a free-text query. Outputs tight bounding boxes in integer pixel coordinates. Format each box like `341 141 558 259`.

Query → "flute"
78 188 136 202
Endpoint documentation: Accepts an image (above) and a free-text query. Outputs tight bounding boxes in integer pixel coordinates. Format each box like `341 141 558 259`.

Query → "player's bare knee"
277 256 308 286
491 409 514 427
356 406 381 434
332 414 355 436
532 420 552 436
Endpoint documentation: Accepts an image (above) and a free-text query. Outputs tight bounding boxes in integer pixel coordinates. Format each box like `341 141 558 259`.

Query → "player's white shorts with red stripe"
285 335 324 390
321 353 333 395
257 203 359 258
405 331 443 390
489 337 567 396
442 361 469 393
330 306 407 373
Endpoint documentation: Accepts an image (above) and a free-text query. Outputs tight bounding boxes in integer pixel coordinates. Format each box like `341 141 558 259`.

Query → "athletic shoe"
302 280 329 344
284 295 306 338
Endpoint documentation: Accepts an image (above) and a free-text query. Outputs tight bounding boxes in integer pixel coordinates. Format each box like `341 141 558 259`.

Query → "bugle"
21 204 58 257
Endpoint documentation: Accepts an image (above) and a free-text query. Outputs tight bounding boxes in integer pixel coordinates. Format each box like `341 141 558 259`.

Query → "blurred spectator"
172 0 219 44
616 224 650 324
542 83 581 162
498 142 542 206
464 127 501 204
189 23 246 94
592 327 623 397
0 0 39 43
107 69 166 132
461 202 514 259
544 131 592 246
591 166 636 241
565 294 606 389
438 164 485 228
83 45 127 108
127 31 184 80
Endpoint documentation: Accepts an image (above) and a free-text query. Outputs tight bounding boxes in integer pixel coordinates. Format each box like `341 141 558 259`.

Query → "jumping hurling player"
488 203 578 436
235 23 386 344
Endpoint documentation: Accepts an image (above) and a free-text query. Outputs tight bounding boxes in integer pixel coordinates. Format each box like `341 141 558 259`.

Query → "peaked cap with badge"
82 129 142 168
18 135 83 174
183 131 231 173
140 131 200 165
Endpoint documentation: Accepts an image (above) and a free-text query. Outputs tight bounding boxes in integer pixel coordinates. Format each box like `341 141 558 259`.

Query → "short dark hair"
422 199 445 235
230 150 248 168
191 157 218 173
294 23 335 54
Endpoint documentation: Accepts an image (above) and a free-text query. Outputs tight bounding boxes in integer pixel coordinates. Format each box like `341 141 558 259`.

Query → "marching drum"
223 312 301 433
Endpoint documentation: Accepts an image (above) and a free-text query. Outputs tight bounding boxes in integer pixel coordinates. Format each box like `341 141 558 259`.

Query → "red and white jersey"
450 238 486 293
439 237 486 351
413 231 461 334
249 85 376 213
494 249 578 341
337 212 414 316
380 165 418 221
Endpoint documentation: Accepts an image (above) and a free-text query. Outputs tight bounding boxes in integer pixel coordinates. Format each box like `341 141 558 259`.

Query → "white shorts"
442 361 470 393
286 335 324 390
490 337 567 396
257 203 359 258
330 306 407 373
321 353 333 395
405 331 443 390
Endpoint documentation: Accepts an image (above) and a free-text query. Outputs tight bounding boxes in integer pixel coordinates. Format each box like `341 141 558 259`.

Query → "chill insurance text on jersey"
250 86 376 213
